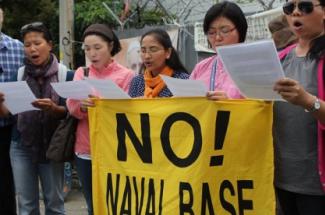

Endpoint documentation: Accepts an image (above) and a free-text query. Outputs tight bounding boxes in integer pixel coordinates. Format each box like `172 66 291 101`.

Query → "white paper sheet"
51 80 93 100
85 78 130 99
161 75 207 97
0 81 38 114
217 40 285 100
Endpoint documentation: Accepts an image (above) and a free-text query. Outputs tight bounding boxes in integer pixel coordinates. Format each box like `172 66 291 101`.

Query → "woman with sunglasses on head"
128 28 189 98
66 23 134 215
3 22 68 214
190 1 247 100
273 0 325 214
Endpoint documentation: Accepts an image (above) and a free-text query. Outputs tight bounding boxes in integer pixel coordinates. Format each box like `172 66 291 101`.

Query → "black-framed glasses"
20 22 44 35
283 1 322 15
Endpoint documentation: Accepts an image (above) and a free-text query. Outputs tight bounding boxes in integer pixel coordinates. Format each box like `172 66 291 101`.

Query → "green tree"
1 0 59 52
73 0 168 67
0 0 174 68
74 0 118 67
74 0 166 33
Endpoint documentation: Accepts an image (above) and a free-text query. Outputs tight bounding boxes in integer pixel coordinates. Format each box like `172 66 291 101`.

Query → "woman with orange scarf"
128 28 189 98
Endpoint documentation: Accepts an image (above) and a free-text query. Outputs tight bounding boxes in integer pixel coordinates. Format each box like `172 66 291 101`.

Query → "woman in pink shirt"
190 1 247 100
66 24 134 215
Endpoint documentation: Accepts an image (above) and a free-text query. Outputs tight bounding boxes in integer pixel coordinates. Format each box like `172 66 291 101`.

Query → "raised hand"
273 78 314 108
80 94 99 113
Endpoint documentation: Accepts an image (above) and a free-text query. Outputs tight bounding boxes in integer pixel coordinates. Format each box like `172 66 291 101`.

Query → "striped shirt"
0 33 24 127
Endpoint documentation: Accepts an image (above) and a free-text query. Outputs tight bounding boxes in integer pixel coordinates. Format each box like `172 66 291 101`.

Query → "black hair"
203 1 247 43
20 22 52 43
82 24 121 56
307 0 325 60
307 35 325 60
140 28 188 73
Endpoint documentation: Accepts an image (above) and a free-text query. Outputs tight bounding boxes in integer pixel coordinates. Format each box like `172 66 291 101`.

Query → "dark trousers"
276 187 325 215
75 155 93 215
0 125 16 215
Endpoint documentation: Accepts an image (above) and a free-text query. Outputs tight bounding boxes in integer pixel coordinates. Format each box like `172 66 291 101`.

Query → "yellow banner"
89 98 275 215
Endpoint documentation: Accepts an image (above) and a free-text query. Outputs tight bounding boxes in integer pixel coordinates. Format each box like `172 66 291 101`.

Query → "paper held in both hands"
216 40 285 101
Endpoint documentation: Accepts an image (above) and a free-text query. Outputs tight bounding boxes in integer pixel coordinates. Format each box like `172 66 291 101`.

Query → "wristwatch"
305 97 321 113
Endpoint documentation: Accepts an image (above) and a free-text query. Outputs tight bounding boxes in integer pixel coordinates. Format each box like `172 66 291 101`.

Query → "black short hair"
203 1 247 43
20 22 53 42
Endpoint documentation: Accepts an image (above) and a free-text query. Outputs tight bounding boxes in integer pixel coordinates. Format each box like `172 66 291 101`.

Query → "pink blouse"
190 55 243 99
67 60 134 156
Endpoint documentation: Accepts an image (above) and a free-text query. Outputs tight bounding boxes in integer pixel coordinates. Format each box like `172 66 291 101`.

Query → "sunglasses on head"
20 22 45 35
283 1 322 15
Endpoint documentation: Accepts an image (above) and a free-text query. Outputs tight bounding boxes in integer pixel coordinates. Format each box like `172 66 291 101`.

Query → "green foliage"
1 0 57 39
74 0 119 68
74 0 166 32
133 9 166 25
73 0 168 67
1 0 59 54
75 0 117 32
0 0 174 68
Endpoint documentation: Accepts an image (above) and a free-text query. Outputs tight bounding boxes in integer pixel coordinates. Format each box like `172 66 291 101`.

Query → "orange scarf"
144 66 173 98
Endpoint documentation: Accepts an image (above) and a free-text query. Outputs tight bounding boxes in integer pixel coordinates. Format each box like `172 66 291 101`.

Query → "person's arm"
128 76 142 98
121 71 135 92
66 67 89 119
32 64 70 118
32 98 67 118
274 78 325 123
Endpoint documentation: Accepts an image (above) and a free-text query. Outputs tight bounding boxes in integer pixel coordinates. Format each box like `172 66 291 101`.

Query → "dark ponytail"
166 47 188 73
307 0 325 60
307 35 325 60
140 28 188 74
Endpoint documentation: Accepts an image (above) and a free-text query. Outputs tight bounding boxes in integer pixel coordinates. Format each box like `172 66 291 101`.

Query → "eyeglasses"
283 1 322 15
207 27 236 38
140 47 164 55
20 22 45 35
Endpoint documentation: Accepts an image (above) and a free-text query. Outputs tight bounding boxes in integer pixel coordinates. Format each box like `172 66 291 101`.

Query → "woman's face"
84 35 113 70
23 32 52 66
285 0 325 40
207 16 240 50
140 35 171 75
